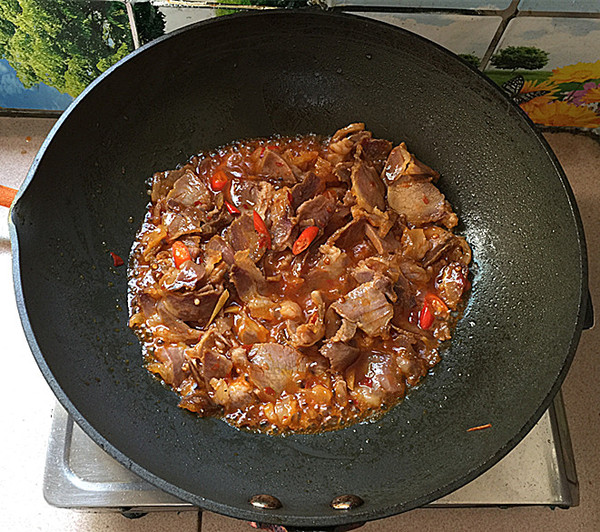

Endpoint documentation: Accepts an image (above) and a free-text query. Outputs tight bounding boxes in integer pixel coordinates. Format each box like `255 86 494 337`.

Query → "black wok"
10 10 589 531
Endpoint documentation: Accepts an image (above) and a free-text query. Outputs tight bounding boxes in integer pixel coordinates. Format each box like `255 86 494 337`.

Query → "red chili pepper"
292 226 319 255
224 200 240 215
210 169 229 191
110 252 124 267
467 423 492 432
425 293 449 314
358 376 373 387
418 299 435 330
172 241 191 268
264 386 276 396
253 210 271 249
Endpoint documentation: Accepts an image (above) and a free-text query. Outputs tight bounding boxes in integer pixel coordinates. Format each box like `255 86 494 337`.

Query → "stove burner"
43 393 578 517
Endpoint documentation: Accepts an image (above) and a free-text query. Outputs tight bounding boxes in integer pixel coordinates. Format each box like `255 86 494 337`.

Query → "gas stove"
43 393 578 517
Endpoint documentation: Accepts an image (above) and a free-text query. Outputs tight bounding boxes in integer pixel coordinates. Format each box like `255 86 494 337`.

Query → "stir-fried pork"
128 124 472 434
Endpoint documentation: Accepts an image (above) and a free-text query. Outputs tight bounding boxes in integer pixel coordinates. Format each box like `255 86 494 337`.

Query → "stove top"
43 392 578 515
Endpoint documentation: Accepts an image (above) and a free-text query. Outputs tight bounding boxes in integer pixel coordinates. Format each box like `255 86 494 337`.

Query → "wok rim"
10 9 589 528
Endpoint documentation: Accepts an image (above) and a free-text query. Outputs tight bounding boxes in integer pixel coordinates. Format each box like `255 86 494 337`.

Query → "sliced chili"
467 423 492 432
253 210 271 249
110 252 124 267
210 169 229 191
418 299 435 330
425 293 449 314
292 225 319 255
172 241 191 268
224 200 240 215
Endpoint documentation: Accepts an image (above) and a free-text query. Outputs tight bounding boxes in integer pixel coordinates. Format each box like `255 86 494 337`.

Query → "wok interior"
12 12 585 526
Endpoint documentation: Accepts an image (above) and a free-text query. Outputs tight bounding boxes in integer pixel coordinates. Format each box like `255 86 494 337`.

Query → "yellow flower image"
549 60 600 84
582 87 600 104
519 79 558 108
525 101 600 128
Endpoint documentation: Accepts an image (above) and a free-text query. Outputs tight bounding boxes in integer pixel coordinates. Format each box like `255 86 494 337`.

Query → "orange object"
172 241 191 268
110 252 124 267
0 185 17 208
425 293 449 313
292 226 319 255
210 169 229 191
253 210 271 249
467 423 492 432
418 300 434 330
225 200 240 215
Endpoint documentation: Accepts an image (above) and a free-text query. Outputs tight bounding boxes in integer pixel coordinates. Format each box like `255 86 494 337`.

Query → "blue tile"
519 0 600 13
355 12 501 60
332 0 512 9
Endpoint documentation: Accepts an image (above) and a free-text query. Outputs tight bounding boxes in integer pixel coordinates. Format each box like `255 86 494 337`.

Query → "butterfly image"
502 75 549 104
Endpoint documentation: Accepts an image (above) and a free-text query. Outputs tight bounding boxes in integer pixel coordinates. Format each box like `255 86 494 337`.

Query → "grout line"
478 0 519 70
125 0 141 49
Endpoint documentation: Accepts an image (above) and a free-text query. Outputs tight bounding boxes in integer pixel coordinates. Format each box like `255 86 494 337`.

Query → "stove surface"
44 392 578 514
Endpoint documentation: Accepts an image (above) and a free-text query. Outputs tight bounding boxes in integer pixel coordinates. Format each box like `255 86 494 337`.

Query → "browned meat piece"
247 343 309 395
296 193 336 229
320 341 360 372
226 213 265 262
305 244 351 290
210 378 255 413
151 165 189 203
268 188 296 251
387 181 458 229
162 260 206 291
291 172 326 210
136 292 157 318
205 235 235 266
203 350 233 381
330 318 358 343
200 206 233 237
230 250 267 302
333 161 354 183
327 123 370 166
254 147 297 185
326 217 366 250
364 224 401 255
360 138 393 174
367 353 405 394
422 228 472 267
229 179 275 218
287 291 326 348
166 168 212 209
163 284 224 324
331 280 394 337
154 346 186 386
382 143 439 185
332 123 366 142
162 209 206 241
401 228 432 261
436 261 469 309
233 309 269 344
350 160 386 213
156 301 200 343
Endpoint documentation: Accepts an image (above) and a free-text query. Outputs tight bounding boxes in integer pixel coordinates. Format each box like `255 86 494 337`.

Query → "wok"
10 10 590 531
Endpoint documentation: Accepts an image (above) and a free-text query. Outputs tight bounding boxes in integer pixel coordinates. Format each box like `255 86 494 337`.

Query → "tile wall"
0 0 598 134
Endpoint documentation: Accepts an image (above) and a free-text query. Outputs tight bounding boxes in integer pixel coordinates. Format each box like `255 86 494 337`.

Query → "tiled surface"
518 0 600 13
359 12 501 57
332 0 511 7
1 117 599 531
494 17 600 72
